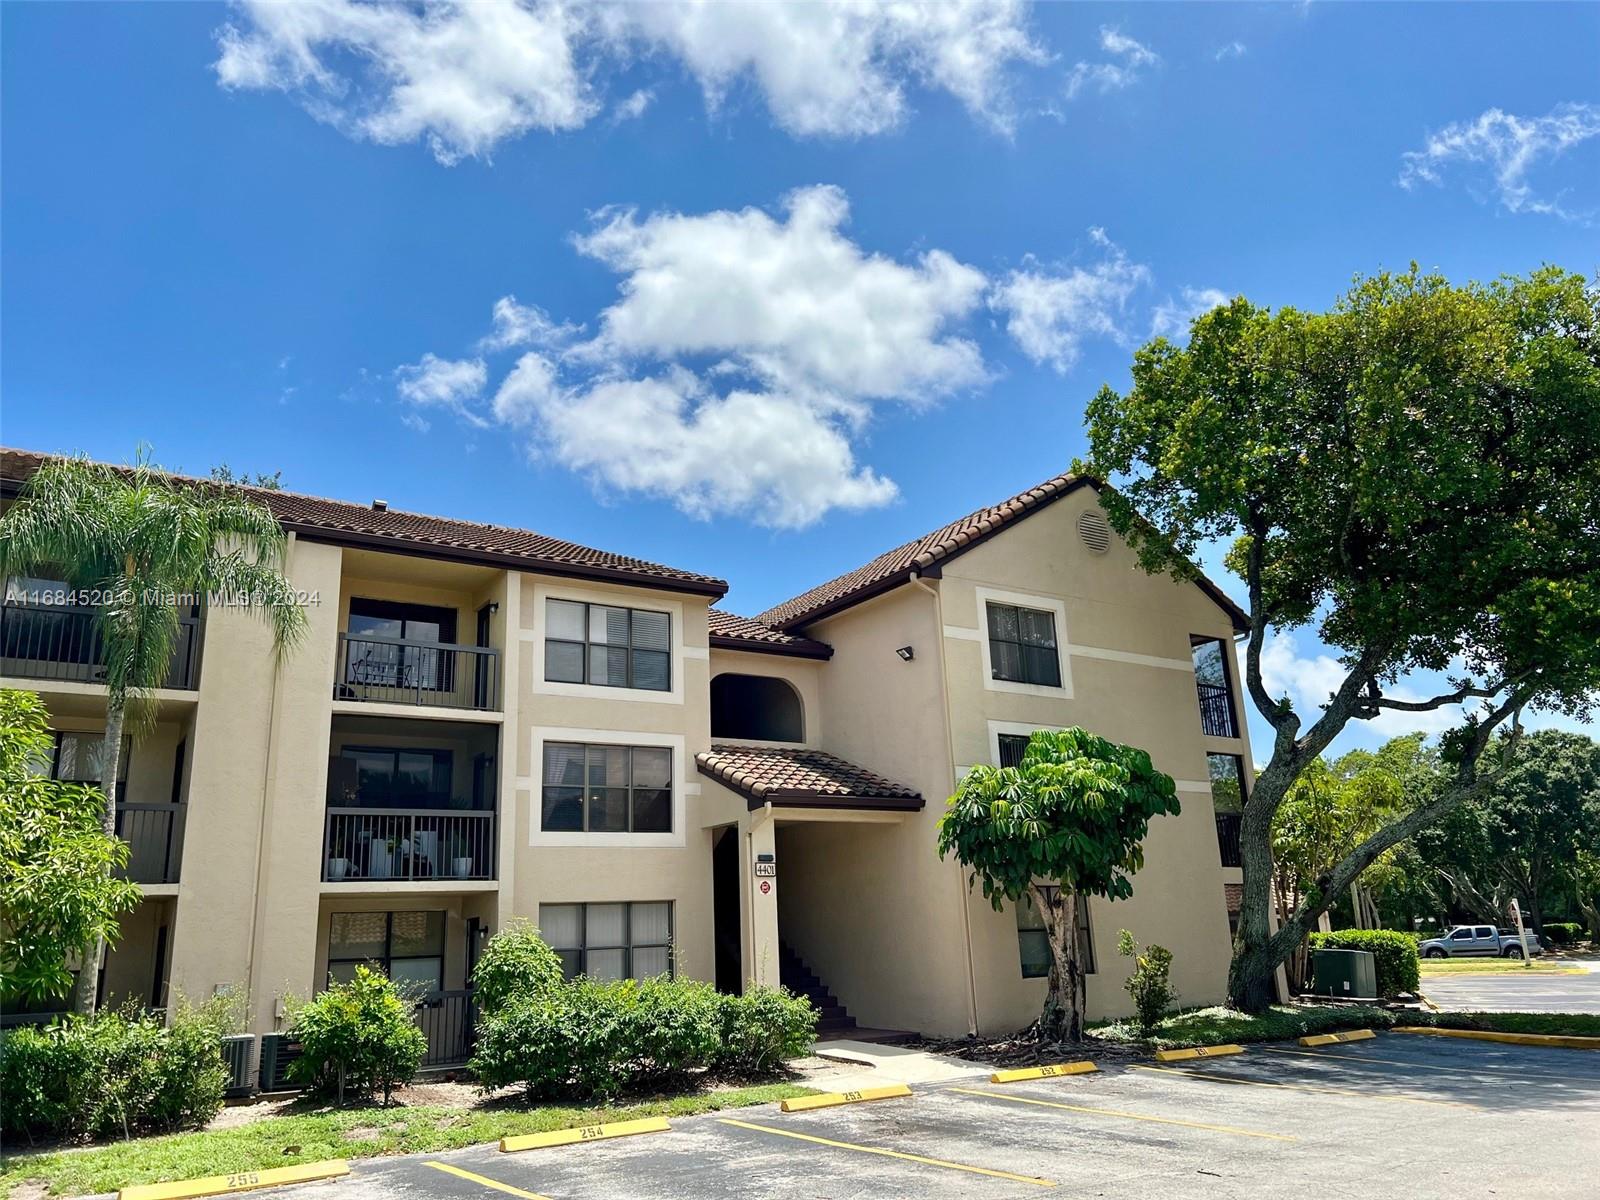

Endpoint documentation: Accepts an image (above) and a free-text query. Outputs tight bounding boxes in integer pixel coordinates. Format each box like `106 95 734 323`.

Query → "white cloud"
610 88 654 123
530 375 898 527
215 0 596 164
1150 286 1228 341
395 353 488 424
479 295 580 352
988 229 1151 372
1214 41 1246 61
490 351 563 427
608 0 1042 136
213 0 1042 160
1065 26 1159 100
571 184 989 412
1399 102 1600 220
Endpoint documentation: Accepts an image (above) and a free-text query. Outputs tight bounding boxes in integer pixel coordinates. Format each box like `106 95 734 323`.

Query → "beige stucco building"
3 448 1254 1058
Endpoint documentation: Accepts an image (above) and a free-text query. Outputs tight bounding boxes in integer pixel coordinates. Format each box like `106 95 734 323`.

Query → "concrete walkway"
805 1040 993 1092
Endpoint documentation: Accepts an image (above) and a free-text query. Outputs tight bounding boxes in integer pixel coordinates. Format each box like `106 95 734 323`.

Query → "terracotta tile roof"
695 744 923 811
0 447 727 597
707 609 832 659
756 470 1249 634
1224 883 1244 913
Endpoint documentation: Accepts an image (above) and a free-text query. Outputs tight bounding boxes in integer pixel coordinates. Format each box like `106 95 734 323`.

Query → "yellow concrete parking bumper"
500 1115 671 1152
1153 1044 1244 1062
118 1161 349 1200
1299 1029 1377 1046
780 1083 912 1111
990 1061 1099 1083
1392 1027 1600 1051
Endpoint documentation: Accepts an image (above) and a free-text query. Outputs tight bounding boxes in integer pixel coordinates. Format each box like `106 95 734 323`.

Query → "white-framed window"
973 587 1073 698
527 727 687 848
539 901 673 981
1015 889 1095 979
544 598 671 692
527 583 687 706
541 742 672 833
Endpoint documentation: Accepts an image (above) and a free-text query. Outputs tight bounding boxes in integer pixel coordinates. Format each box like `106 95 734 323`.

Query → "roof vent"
1077 510 1112 554
371 499 388 512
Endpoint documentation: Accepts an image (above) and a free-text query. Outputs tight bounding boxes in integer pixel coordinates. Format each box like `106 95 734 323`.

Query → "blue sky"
4 2 1597 755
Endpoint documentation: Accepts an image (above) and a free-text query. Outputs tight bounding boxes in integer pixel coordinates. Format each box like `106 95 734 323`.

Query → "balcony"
334 634 500 712
1215 812 1243 868
1 600 199 689
116 802 185 884
322 808 496 883
1196 681 1239 739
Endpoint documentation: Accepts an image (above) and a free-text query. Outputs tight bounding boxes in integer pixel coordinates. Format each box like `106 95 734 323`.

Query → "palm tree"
0 451 306 1012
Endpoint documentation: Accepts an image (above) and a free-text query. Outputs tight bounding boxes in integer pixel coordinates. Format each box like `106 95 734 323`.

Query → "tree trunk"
1577 896 1600 940
1228 789 1280 1012
70 699 126 1015
1033 884 1083 1042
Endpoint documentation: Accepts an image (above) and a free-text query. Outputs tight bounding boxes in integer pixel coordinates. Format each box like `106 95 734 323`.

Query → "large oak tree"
1083 266 1600 1009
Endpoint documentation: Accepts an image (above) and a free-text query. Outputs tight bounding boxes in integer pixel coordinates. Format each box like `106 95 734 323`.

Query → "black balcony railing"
1196 681 1239 739
115 803 185 884
322 808 496 883
334 633 500 711
414 990 476 1067
1 601 199 689
1215 812 1243 868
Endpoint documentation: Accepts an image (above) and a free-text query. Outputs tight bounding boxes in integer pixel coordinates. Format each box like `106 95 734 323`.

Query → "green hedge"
471 919 565 1018
0 1007 228 1141
470 977 816 1101
1542 922 1584 945
1307 930 1420 997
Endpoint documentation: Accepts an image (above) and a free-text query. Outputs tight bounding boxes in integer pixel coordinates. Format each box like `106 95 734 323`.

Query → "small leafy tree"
288 967 426 1105
1084 266 1600 1009
1116 930 1176 1037
938 727 1180 1041
471 919 565 1017
0 452 307 1012
0 688 141 1006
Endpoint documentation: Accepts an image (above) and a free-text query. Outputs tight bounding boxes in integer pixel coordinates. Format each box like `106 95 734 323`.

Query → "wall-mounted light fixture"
895 646 915 662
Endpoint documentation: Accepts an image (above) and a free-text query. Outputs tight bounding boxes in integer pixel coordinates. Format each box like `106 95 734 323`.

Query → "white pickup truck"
1418 925 1543 959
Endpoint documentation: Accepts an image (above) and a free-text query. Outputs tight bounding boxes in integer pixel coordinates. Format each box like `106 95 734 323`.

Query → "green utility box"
1309 948 1378 1000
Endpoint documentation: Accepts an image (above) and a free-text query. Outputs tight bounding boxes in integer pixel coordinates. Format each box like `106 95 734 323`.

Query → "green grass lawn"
0 1083 813 1199
1088 1003 1600 1051
1420 958 1581 975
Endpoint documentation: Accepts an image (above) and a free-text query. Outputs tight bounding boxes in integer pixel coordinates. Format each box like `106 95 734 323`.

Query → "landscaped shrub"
0 1005 227 1141
713 986 817 1076
470 976 816 1099
622 976 722 1084
470 978 630 1100
1542 922 1583 946
471 919 565 1018
288 966 427 1104
1116 930 1177 1037
1307 929 1420 997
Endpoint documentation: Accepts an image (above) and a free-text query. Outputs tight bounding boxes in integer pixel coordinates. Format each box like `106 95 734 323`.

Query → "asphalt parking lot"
1421 959 1600 1013
301 1033 1600 1200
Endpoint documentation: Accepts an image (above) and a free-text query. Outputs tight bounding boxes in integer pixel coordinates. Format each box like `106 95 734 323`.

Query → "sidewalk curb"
1393 1027 1600 1051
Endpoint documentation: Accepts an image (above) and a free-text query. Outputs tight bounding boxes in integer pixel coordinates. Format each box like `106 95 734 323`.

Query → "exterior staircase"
778 942 916 1044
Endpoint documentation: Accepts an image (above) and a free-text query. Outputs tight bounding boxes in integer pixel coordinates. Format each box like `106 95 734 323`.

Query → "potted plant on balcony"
326 838 350 882
446 832 475 879
369 834 399 879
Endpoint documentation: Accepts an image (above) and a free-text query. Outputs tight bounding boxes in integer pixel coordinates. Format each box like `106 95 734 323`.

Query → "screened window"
541 742 673 833
345 598 457 692
1208 753 1246 813
997 733 1030 769
986 602 1061 687
337 746 453 808
327 910 444 994
539 902 673 981
544 599 670 691
1016 889 1095 978
49 731 132 801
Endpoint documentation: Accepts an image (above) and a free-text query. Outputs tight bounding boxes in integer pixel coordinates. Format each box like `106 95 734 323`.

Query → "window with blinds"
541 742 673 833
986 602 1062 687
539 902 673 981
544 599 670 691
1015 889 1095 978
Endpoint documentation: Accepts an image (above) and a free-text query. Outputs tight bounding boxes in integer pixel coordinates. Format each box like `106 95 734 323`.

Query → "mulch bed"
901 1028 1150 1069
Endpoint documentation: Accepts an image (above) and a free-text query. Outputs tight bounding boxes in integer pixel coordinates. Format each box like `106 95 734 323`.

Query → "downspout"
910 570 980 1037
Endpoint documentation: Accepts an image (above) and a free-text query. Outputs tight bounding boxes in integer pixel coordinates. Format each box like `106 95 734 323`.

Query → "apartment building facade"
2 448 1255 1056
